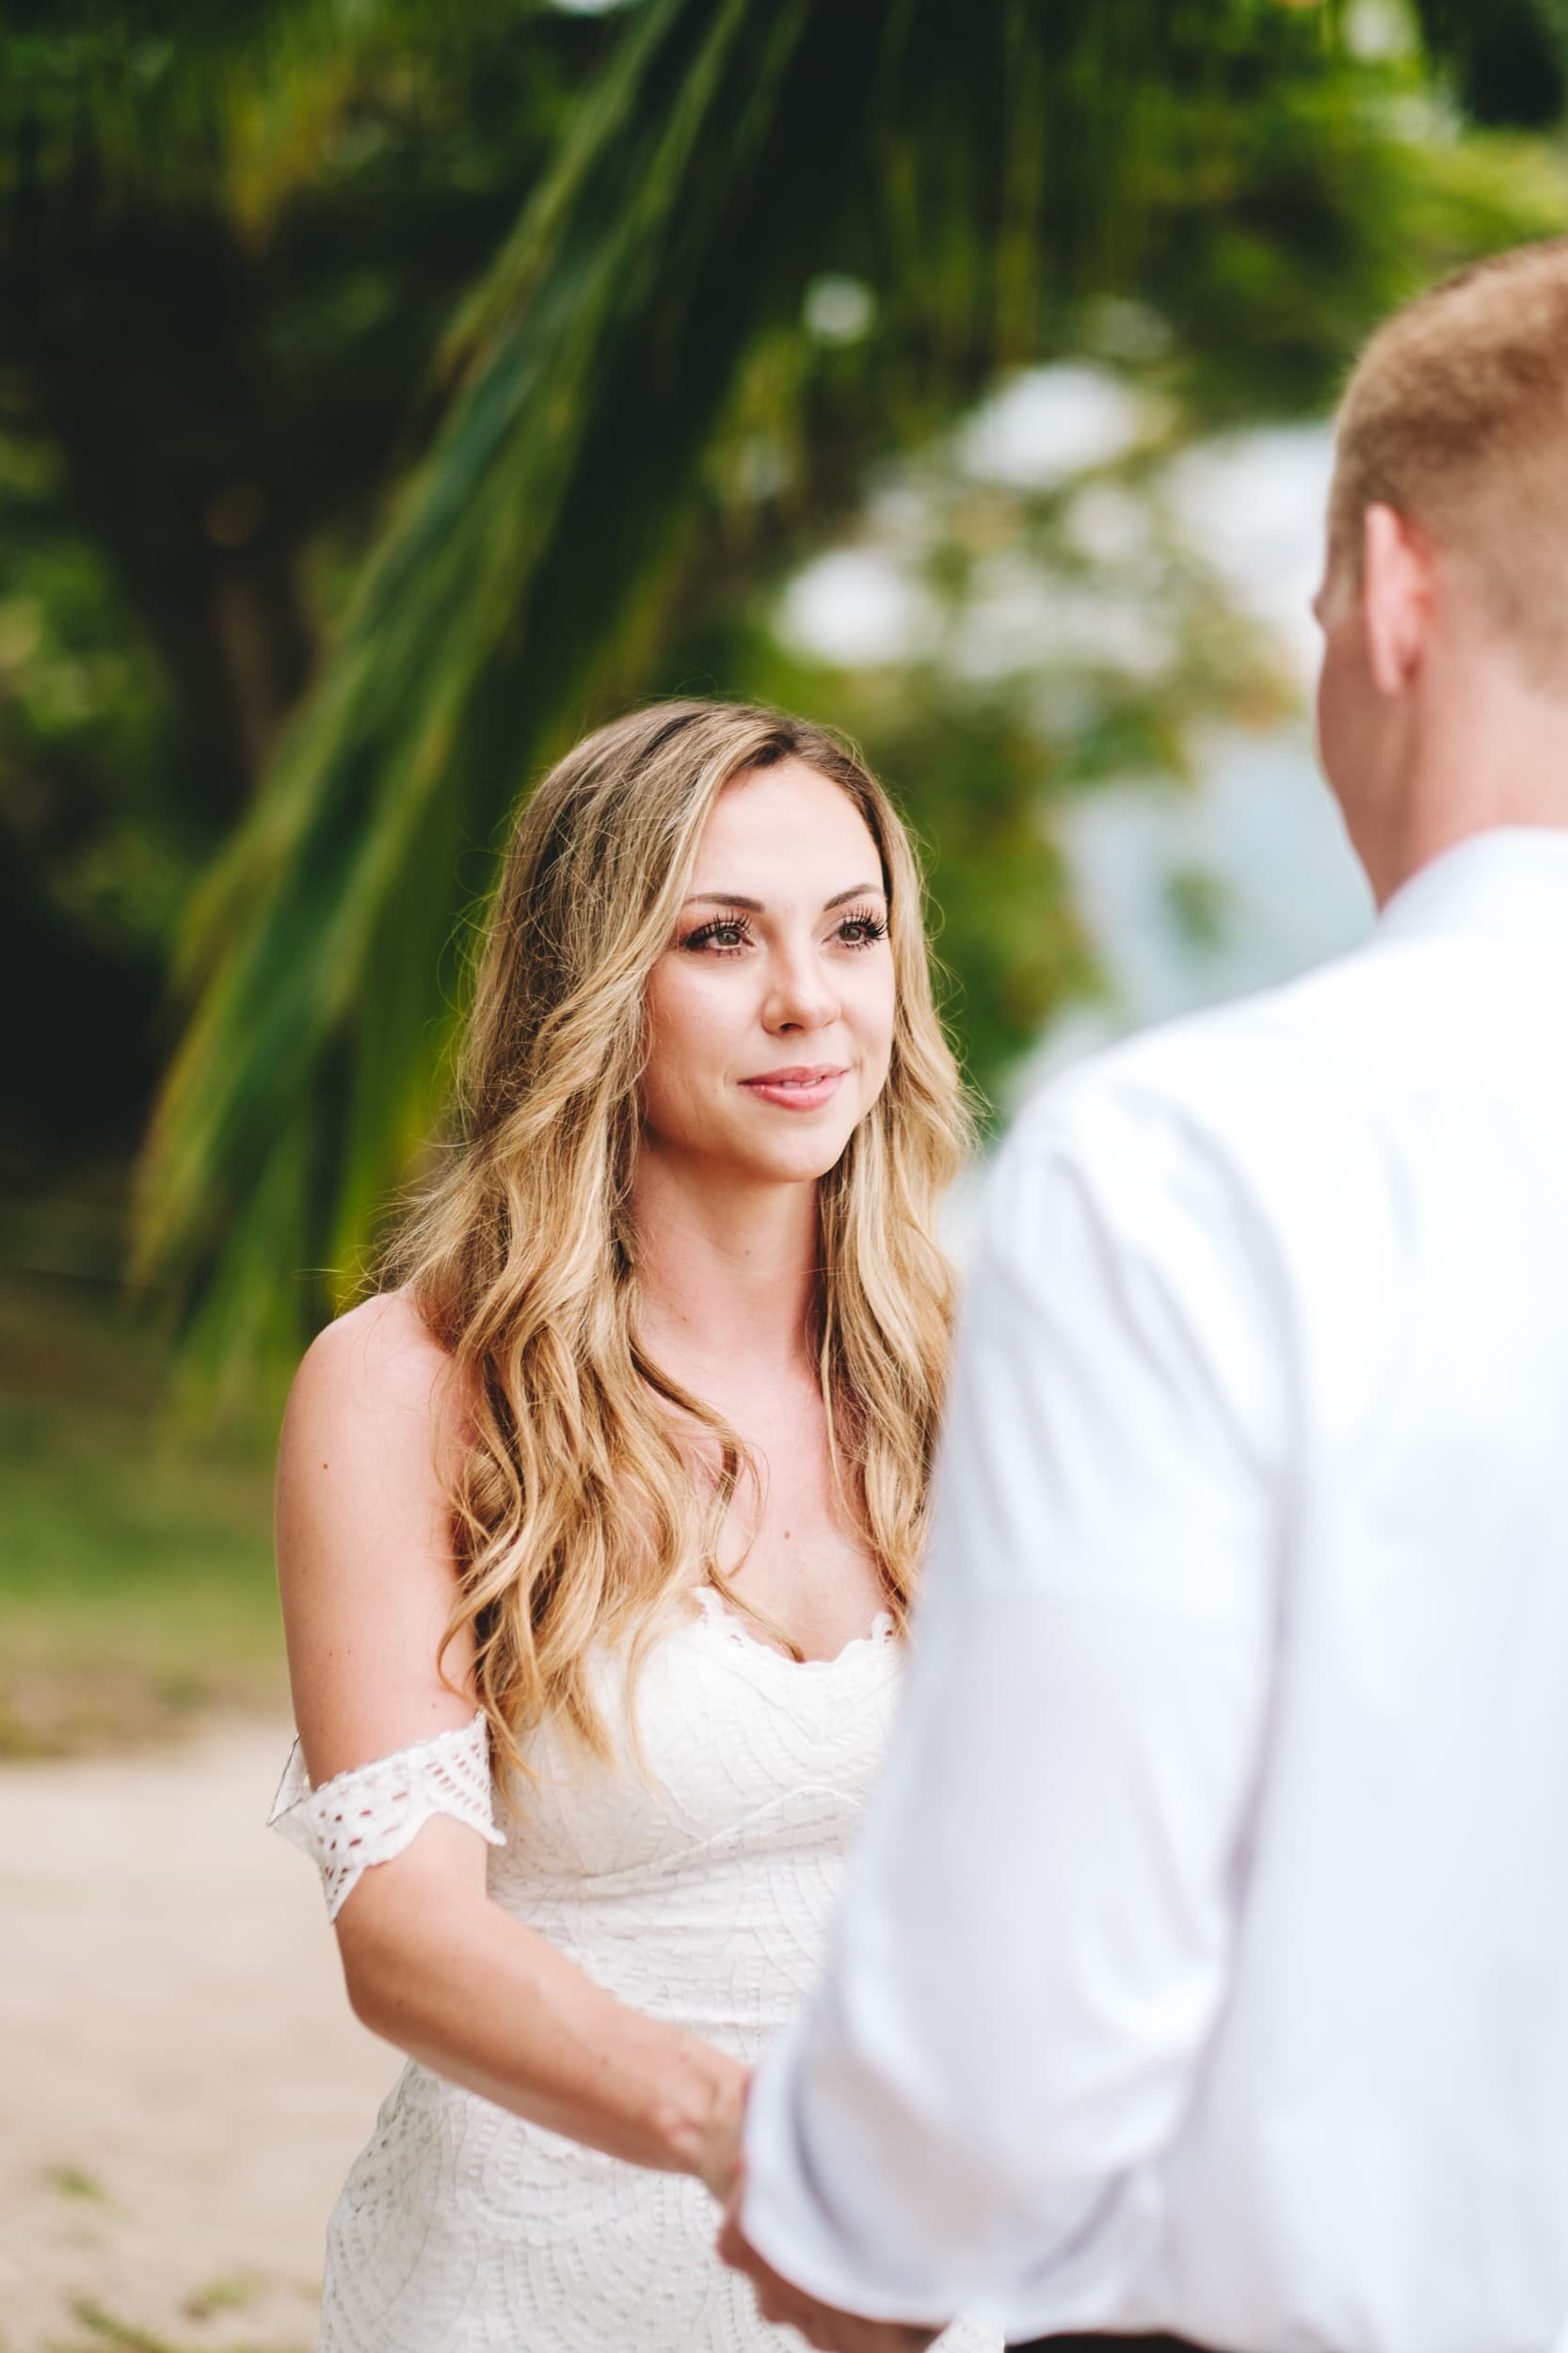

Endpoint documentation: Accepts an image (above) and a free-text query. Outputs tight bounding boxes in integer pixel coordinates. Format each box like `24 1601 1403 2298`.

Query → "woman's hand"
716 2195 942 2353
709 2082 943 2347
685 2050 751 2203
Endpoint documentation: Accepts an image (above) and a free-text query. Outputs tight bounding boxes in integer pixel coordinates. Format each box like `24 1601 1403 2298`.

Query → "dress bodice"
287 1589 996 2352
485 1587 902 2050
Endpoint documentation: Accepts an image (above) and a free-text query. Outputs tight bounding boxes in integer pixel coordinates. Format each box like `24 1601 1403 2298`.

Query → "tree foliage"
2 1 1565 1407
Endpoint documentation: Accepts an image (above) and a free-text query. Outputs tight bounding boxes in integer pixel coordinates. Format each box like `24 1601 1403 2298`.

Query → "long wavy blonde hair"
376 699 972 1801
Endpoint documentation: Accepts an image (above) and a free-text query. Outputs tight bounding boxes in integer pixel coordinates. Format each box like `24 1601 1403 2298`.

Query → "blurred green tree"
3 1 1565 1404
0 0 608 1176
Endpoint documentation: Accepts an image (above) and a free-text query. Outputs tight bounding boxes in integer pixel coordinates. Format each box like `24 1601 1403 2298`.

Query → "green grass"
0 1273 289 1756
41 2166 113 2206
51 2301 307 2353
179 2273 270 2323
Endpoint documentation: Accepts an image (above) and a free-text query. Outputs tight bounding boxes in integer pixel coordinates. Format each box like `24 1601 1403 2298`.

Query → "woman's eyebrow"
680 882 884 913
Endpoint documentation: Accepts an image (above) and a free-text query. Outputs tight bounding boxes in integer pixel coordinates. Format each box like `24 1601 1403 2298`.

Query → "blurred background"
3 1 1568 2345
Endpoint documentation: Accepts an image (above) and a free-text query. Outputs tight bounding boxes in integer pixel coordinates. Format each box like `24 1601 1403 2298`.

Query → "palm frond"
131 0 1554 1411
130 0 1197 1406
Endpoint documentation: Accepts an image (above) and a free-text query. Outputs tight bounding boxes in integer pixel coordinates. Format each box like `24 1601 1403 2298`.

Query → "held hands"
715 2181 945 2353
693 2054 750 2205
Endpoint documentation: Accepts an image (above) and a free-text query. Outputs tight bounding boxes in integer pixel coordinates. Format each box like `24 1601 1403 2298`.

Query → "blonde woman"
266 700 997 2353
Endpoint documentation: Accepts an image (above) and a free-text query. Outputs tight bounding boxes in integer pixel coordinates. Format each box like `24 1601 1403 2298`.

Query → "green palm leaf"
132 0 1182 1408
128 0 1564 1412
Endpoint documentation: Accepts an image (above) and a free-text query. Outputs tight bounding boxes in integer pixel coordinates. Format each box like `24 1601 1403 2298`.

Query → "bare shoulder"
288 1285 451 1425
282 1288 472 1482
276 1289 482 1783
277 1287 458 1575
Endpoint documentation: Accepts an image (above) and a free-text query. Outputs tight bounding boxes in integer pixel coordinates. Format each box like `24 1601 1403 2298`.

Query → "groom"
719 237 1568 2352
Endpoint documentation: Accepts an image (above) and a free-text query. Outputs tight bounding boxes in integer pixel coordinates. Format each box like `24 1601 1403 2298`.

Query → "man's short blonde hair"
1331 236 1568 690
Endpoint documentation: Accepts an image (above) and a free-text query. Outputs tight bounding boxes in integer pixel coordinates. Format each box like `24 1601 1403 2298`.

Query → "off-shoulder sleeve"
266 1710 507 1922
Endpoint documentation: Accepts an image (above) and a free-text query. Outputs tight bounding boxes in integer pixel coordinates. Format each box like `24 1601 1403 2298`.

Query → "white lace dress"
268 1585 1000 2353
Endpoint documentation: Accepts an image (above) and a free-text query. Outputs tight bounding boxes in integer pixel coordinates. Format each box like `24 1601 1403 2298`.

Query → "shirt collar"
1373 825 1568 947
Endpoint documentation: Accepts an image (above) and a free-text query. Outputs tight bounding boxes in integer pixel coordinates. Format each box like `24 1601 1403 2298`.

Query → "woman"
266 699 996 2350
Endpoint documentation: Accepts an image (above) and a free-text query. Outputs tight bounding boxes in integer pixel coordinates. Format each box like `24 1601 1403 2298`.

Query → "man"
719 238 1568 2353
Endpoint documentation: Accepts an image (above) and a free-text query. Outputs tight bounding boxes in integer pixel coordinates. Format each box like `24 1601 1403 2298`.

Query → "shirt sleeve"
739 1080 1287 2338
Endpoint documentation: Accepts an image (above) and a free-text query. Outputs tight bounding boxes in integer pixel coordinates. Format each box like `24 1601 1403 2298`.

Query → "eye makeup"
678 904 889 956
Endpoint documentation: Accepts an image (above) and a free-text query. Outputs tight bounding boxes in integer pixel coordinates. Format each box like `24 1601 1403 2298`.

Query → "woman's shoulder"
301 1285 449 1384
274 1287 488 1807
282 1288 471 1477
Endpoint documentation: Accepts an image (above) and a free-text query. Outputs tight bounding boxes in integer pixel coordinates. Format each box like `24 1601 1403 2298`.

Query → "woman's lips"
738 1065 847 1112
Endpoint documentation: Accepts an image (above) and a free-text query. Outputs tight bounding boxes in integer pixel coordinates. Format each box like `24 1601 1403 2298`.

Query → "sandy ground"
0 1718 401 2353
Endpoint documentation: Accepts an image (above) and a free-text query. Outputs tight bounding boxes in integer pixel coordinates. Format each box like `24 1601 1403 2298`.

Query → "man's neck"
1373 799 1568 910
1361 668 1568 908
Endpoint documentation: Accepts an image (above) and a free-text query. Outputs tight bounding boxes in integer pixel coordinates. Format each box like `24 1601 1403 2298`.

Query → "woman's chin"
644 1111 863 1190
743 1146 848 1188
723 1124 858 1188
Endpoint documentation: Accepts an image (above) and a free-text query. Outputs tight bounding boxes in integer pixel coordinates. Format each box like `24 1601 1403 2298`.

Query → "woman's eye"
682 918 751 953
680 908 886 954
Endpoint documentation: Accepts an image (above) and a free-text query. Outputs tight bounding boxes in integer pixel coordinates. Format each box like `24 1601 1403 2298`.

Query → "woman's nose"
762 946 840 1032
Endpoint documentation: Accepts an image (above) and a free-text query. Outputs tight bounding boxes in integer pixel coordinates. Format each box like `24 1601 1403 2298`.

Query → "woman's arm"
275 1289 746 2199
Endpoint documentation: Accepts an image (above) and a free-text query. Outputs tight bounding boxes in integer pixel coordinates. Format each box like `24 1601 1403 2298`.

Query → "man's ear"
1362 502 1432 697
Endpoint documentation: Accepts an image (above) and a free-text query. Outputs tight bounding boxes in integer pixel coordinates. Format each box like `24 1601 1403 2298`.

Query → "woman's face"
641 758 897 1188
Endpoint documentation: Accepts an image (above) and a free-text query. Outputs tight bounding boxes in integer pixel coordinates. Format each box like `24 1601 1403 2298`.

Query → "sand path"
1 1719 400 2353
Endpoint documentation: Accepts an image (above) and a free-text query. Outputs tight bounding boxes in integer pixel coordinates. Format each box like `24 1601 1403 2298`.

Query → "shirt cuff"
739 2024 957 2331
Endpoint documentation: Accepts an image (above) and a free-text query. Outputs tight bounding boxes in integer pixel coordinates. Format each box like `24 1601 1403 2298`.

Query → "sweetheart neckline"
687 1581 898 1671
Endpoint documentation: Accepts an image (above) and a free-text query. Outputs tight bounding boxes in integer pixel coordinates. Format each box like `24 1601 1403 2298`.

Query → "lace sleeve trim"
266 1709 506 1922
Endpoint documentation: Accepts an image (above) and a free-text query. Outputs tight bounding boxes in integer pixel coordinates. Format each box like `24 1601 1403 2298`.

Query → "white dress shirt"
741 827 1568 2353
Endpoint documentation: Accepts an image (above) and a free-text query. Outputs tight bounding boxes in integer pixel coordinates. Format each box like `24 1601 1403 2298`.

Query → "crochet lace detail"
266 1710 505 1922
270 1626 999 2351
690 1581 896 1667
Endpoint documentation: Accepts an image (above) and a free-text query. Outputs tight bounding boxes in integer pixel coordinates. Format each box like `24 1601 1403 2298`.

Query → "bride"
266 698 995 2351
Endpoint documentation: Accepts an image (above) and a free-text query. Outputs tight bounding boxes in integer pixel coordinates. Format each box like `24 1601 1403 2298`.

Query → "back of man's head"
1332 236 1568 696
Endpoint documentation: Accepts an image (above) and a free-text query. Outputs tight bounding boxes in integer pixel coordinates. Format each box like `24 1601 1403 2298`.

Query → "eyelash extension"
679 905 889 954
680 914 754 952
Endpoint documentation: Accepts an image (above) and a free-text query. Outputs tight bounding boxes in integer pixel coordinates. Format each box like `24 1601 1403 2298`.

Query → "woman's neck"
629 1151 820 1386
